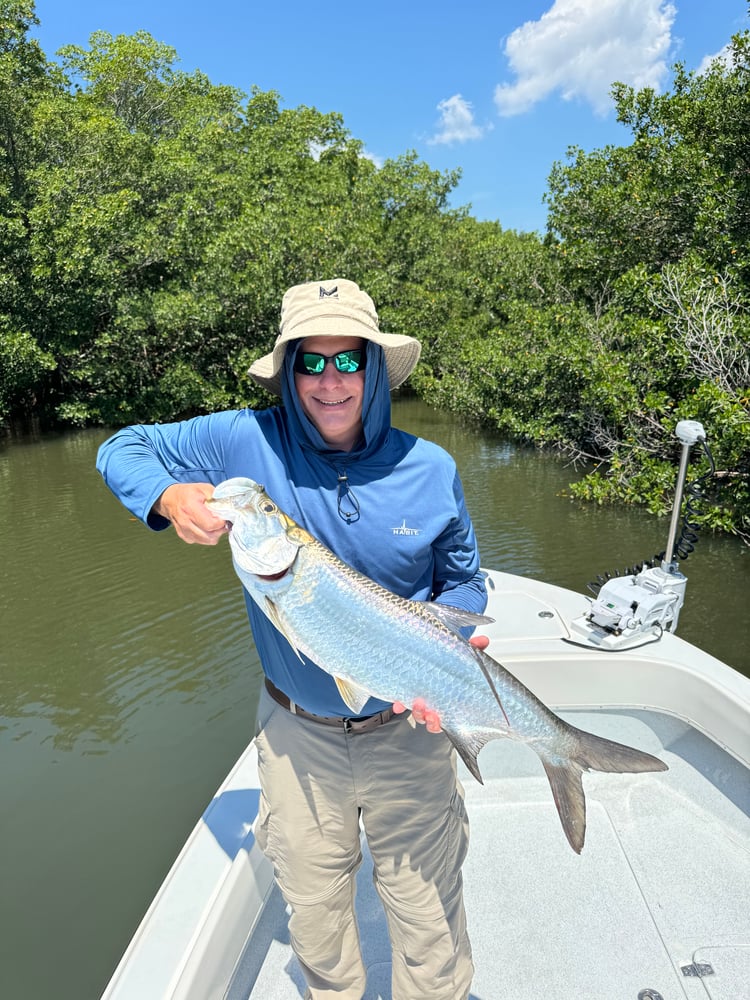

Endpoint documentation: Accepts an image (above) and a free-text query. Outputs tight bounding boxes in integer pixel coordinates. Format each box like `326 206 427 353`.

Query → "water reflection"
1 432 256 751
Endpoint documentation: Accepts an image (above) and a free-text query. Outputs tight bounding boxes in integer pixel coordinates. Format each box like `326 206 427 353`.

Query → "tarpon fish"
207 477 667 854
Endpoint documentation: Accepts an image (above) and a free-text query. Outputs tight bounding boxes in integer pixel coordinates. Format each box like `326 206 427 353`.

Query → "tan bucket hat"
248 278 421 395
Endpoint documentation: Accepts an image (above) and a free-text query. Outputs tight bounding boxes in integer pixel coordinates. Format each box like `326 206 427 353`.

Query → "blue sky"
31 1 747 234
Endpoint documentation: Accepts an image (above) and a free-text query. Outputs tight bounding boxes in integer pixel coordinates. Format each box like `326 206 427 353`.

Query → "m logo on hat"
319 285 339 298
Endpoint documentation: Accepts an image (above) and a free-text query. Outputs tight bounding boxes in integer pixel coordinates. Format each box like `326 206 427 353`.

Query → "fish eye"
260 500 277 514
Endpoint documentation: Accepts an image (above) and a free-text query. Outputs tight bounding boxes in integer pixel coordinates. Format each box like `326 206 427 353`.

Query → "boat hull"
101 570 750 1000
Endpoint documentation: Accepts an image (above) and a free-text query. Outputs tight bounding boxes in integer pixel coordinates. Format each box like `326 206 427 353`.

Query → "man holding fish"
97 278 490 999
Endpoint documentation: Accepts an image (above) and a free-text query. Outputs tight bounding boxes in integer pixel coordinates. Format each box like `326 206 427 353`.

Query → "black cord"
673 438 715 560
586 438 717 597
336 471 361 523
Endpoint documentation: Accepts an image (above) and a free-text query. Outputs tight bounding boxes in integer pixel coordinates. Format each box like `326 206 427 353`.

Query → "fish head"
206 478 300 578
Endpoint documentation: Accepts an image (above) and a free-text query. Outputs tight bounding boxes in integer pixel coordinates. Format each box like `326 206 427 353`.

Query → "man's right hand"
153 483 229 545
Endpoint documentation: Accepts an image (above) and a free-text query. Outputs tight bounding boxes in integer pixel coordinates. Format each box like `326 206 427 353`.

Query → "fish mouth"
229 525 299 582
255 565 292 581
228 528 299 579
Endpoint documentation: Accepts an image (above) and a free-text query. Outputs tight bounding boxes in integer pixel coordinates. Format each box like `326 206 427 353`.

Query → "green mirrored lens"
296 350 364 375
334 350 361 372
301 353 326 374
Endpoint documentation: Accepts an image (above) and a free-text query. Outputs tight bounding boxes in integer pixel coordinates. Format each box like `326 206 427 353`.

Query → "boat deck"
227 708 750 1000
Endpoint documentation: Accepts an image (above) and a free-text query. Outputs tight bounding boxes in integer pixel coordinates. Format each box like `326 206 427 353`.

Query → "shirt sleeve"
95 411 241 529
431 469 488 618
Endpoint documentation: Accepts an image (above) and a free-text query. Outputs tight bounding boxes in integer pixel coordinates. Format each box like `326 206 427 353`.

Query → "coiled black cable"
586 437 716 597
586 557 664 597
673 437 715 559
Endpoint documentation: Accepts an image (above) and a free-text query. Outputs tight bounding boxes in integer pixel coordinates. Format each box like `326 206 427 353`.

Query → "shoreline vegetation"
1 2 748 541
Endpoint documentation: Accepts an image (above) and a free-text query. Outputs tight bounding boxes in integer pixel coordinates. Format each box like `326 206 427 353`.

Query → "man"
97 278 487 999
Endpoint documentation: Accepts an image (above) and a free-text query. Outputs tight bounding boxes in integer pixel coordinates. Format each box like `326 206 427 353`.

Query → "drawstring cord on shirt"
336 471 360 523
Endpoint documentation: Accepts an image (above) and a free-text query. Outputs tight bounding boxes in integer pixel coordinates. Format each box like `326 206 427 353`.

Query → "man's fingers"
156 483 229 545
176 523 229 545
411 696 427 723
424 709 442 733
390 697 442 732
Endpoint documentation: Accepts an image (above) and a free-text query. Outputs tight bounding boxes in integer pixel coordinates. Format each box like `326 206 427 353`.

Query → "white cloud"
494 0 677 118
361 148 385 169
696 43 732 76
428 94 486 145
308 140 383 169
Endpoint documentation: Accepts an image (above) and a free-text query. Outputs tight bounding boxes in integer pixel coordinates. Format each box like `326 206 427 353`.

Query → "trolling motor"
569 420 712 651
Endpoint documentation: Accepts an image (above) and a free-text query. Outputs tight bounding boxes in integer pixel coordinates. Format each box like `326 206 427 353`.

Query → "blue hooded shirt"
96 342 487 717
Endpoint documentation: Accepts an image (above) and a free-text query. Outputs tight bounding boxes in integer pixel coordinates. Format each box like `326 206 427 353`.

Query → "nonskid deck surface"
228 710 750 1000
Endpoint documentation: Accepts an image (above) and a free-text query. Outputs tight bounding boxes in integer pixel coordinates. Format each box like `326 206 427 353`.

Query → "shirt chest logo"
392 519 421 537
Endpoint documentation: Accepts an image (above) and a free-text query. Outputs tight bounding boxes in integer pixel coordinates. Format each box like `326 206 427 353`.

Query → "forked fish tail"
443 723 668 854
540 726 668 854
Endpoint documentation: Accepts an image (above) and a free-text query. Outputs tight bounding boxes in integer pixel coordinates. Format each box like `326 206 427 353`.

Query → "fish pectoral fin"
264 597 304 663
334 677 372 715
426 602 494 634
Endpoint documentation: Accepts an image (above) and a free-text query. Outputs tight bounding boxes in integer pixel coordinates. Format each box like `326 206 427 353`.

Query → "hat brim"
249 326 421 396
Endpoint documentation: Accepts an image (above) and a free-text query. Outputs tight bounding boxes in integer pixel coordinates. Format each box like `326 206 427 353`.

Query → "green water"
1 398 746 999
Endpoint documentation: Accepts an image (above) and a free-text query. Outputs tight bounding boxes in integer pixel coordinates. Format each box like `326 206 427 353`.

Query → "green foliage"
0 322 55 417
1 5 748 540
569 381 749 538
545 29 750 305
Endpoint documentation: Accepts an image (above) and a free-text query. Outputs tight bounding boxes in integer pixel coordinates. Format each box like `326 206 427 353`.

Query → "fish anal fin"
264 597 304 662
442 725 491 785
334 676 372 715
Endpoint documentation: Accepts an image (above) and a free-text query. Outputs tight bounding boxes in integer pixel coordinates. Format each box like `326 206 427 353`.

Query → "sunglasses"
293 348 366 376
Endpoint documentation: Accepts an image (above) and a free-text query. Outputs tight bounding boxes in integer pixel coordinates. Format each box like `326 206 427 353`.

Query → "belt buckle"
343 717 355 734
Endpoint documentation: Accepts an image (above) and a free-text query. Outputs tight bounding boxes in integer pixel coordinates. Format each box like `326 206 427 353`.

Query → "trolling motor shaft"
662 420 707 573
569 420 707 650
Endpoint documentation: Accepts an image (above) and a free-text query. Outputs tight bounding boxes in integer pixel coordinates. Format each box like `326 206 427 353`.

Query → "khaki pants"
254 685 474 1000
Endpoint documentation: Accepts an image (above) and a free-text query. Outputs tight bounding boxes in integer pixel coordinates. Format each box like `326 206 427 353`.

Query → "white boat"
101 425 750 1000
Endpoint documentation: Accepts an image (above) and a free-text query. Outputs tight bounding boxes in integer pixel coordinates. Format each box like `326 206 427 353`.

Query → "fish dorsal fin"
334 676 372 714
264 597 304 663
426 602 494 634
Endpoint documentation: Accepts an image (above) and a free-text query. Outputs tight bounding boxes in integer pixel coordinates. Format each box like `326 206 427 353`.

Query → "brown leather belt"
264 677 400 734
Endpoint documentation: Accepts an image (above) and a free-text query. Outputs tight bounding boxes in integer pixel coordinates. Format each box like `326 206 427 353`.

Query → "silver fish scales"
207 477 667 853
